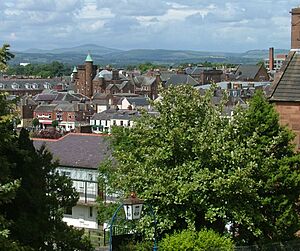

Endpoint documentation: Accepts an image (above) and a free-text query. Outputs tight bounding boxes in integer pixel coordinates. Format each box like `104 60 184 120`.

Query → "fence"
235 240 300 251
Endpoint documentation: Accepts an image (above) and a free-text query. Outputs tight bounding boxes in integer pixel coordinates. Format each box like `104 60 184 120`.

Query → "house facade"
90 109 140 133
33 133 110 230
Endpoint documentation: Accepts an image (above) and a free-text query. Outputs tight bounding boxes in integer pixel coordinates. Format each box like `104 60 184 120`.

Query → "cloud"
95 0 169 16
0 0 298 52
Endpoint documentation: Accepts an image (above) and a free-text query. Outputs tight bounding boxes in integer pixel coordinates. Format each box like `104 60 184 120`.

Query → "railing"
72 178 100 204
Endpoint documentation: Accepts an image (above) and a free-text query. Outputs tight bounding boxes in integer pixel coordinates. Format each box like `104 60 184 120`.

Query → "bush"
159 229 234 251
118 240 153 251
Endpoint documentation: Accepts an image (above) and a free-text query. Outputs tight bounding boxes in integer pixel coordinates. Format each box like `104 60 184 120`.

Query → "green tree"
0 44 14 72
1 128 93 250
51 120 59 129
32 118 40 131
101 85 300 245
0 45 25 250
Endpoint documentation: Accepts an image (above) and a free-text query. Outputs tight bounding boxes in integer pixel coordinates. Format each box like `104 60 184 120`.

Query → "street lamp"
109 192 158 251
123 192 144 220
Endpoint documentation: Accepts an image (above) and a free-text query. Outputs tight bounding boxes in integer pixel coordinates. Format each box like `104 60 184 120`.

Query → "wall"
255 66 269 81
63 205 98 229
57 166 99 229
275 102 300 149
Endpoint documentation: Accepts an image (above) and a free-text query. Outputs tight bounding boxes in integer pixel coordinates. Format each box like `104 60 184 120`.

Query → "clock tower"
291 7 300 50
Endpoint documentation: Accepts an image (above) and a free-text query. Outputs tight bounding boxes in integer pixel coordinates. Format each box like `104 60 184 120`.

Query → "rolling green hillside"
10 45 289 67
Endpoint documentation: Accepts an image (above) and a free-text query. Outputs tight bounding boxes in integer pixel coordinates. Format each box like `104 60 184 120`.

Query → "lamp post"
109 192 158 251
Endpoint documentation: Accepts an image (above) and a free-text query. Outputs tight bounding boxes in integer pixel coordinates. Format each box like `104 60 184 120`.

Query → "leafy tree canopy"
0 44 14 72
101 85 300 245
6 61 72 77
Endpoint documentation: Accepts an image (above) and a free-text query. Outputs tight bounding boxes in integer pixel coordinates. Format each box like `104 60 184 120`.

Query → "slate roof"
53 93 81 103
91 109 140 121
159 71 174 82
34 93 57 102
54 103 76 112
35 104 57 112
185 66 212 75
106 84 119 90
165 74 199 87
93 93 109 100
132 76 156 86
33 133 110 169
269 51 300 101
234 65 262 80
123 97 150 106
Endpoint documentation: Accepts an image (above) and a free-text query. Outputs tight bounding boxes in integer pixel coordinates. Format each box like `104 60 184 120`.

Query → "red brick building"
73 54 160 99
73 54 97 97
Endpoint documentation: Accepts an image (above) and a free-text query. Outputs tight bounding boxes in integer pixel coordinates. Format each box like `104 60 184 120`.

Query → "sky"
0 0 299 52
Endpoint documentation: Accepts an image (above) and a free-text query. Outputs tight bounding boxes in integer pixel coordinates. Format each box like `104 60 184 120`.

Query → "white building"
33 133 110 230
264 54 287 72
90 109 140 133
117 97 150 110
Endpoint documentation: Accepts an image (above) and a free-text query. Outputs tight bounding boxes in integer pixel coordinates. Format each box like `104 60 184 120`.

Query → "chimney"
112 69 119 80
291 8 300 49
269 47 274 71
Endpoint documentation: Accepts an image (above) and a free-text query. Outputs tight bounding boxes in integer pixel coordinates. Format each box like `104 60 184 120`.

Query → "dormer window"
12 83 19 89
25 83 30 89
32 83 38 89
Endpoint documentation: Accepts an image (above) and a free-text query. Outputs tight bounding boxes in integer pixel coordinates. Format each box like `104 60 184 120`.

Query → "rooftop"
33 133 110 169
269 51 300 102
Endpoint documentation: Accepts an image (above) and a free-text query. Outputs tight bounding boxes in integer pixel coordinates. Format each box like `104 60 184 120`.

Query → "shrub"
159 229 234 251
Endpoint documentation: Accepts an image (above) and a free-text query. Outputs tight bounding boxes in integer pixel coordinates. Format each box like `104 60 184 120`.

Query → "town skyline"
1 0 300 53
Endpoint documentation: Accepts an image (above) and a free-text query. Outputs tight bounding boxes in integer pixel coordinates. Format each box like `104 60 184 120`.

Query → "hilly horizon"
10 44 290 66
21 44 122 55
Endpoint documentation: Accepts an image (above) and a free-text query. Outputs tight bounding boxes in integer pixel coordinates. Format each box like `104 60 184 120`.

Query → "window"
64 206 72 215
61 171 71 177
128 121 131 126
88 173 93 181
120 121 123 126
113 120 116 125
89 207 93 217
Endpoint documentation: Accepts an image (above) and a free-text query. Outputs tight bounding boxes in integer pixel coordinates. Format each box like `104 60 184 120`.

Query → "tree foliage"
6 61 72 77
0 44 14 72
51 120 59 128
159 229 234 251
0 128 93 250
101 85 300 245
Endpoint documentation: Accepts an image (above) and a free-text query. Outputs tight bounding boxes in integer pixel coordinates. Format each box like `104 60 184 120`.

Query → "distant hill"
10 45 290 66
22 44 122 55
241 49 289 59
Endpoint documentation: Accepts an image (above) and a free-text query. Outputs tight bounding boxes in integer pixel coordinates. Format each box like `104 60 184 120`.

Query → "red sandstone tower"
291 7 300 49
